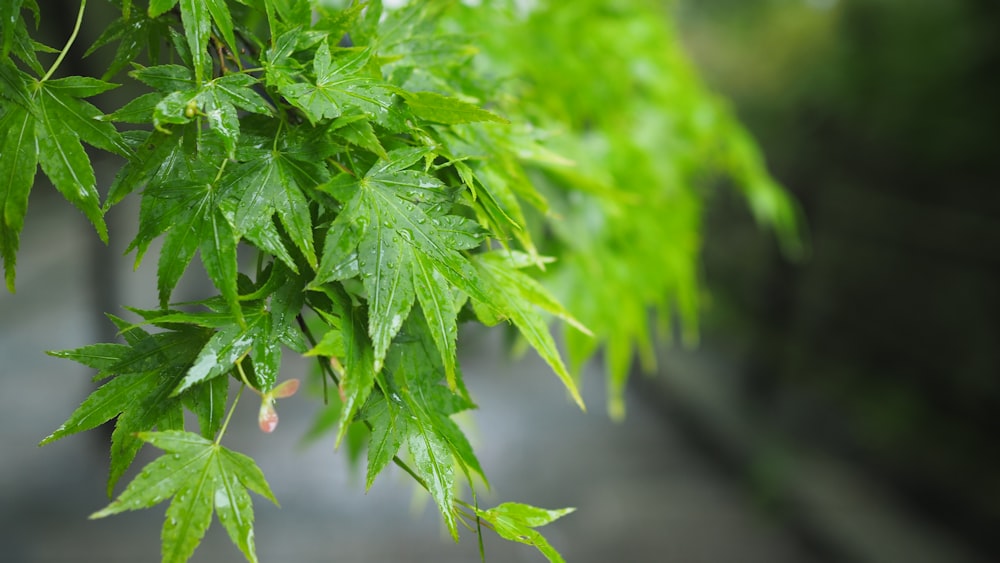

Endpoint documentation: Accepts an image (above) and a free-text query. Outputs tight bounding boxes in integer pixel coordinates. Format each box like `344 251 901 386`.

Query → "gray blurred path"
1 201 818 562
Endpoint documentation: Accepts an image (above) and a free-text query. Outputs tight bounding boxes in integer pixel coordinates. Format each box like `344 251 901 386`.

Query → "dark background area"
656 0 1000 560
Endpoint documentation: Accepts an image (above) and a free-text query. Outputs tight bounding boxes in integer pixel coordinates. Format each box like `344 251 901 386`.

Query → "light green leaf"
304 326 344 358
402 91 506 125
405 410 457 540
472 251 586 410
476 502 575 563
230 153 317 271
45 343 129 372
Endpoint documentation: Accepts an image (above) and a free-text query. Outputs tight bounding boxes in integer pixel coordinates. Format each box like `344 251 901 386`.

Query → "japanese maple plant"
0 0 799 561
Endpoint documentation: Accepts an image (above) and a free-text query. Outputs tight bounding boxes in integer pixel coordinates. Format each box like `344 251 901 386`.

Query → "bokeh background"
2 0 998 561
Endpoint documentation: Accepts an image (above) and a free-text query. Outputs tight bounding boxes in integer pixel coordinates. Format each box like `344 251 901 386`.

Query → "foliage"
1 0 797 561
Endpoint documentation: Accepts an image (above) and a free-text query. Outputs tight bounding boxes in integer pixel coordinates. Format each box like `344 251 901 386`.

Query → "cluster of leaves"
446 0 803 418
1 0 797 561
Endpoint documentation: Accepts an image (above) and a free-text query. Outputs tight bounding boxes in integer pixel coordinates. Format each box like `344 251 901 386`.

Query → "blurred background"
1 0 998 561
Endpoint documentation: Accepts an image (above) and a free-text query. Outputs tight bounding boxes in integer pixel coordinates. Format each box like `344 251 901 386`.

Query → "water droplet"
382 220 393 228
173 454 181 460
399 229 414 242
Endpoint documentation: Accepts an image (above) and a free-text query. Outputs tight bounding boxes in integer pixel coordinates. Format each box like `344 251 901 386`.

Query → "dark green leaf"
148 0 178 18
0 0 24 57
174 309 271 395
280 43 396 124
36 95 107 243
331 288 376 447
39 86 134 158
131 64 196 92
179 0 210 84
39 371 160 446
43 76 120 97
0 106 37 291
205 0 238 59
182 376 228 439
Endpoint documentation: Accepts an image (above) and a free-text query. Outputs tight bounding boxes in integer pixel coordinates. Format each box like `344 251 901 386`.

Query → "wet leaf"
92 431 277 563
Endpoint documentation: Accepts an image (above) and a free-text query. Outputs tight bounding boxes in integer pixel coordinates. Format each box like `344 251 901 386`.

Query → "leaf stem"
216 383 245 445
41 0 86 82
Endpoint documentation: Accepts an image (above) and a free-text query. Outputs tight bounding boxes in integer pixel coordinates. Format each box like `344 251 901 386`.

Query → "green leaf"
317 153 490 373
92 430 277 563
476 502 575 563
0 0 24 57
405 411 458 539
330 287 376 447
45 343 130 372
131 64 196 92
182 376 228 439
0 59 33 109
402 91 507 125
39 371 161 446
179 0 210 84
412 253 460 390
0 106 37 292
304 326 344 358
230 152 317 271
200 207 242 323
39 85 134 158
204 0 238 59
364 393 405 489
280 43 396 125
175 308 271 395
472 251 586 410
43 76 120 97
148 0 178 18
36 93 107 243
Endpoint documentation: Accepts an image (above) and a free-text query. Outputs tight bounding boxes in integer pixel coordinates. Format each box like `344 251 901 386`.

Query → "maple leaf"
362 315 486 540
91 431 278 563
42 325 214 494
315 147 489 377
475 503 575 563
472 250 590 409
0 65 132 291
274 39 397 126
